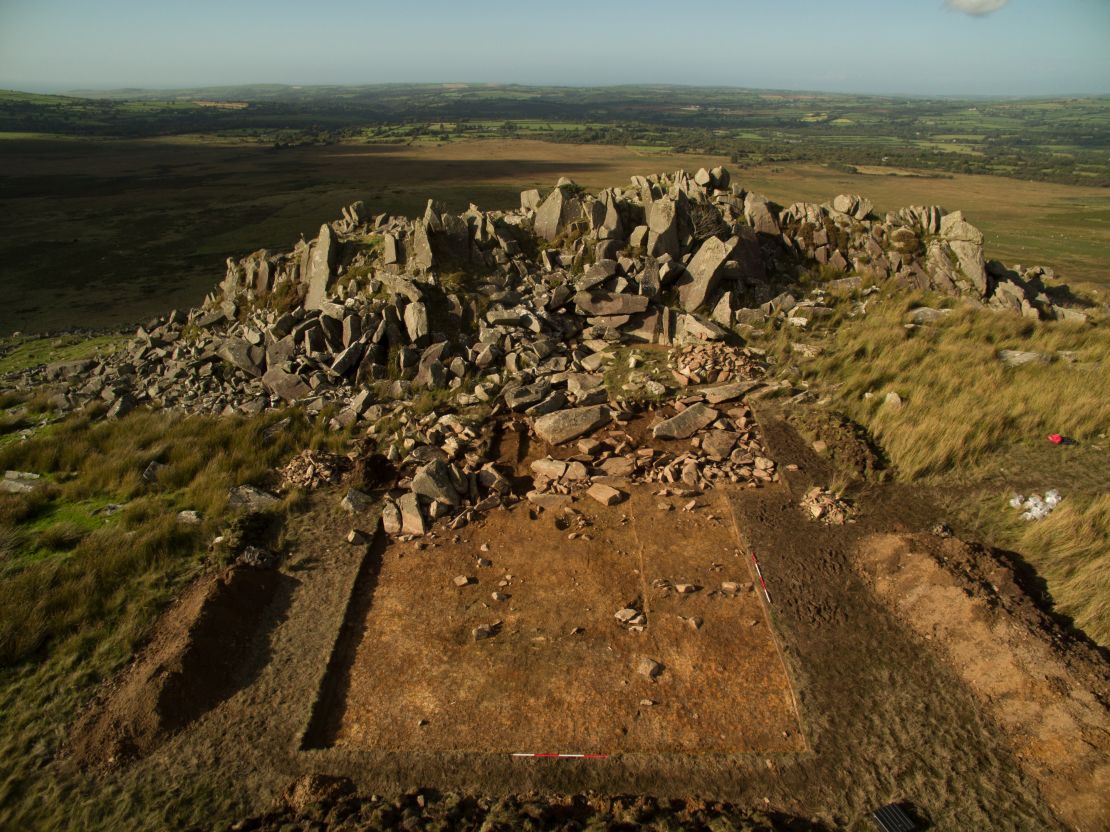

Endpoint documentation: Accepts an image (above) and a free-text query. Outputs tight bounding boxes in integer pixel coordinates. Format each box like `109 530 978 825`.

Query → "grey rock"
574 291 649 317
411 460 460 506
534 186 581 242
381 499 402 535
505 380 551 411
398 492 427 535
533 405 611 445
520 189 542 211
404 302 430 345
703 381 761 404
531 458 568 479
676 236 736 311
341 488 374 513
412 222 434 270
262 367 310 402
998 349 1050 367
909 307 952 325
526 491 573 510
227 485 280 511
586 483 625 506
304 224 338 311
702 430 739 461
652 403 719 440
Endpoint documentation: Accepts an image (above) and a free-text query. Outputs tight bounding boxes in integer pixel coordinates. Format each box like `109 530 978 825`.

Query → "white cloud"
944 0 1010 16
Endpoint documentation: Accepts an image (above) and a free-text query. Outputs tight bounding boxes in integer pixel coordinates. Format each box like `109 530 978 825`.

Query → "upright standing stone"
676 236 737 312
304 224 337 311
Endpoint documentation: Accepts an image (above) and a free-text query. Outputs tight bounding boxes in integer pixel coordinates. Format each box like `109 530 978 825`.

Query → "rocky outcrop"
9 166 1086 454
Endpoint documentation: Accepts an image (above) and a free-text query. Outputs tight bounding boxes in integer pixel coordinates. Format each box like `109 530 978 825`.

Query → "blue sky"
1 0 1107 96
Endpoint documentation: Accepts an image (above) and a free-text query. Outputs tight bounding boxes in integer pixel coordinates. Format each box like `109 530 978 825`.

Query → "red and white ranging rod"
751 552 772 605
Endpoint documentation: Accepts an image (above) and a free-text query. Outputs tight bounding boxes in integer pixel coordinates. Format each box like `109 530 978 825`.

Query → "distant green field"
2 85 1107 184
1 84 1107 333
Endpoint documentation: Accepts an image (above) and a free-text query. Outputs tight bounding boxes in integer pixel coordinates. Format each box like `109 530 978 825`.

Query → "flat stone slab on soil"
323 484 803 755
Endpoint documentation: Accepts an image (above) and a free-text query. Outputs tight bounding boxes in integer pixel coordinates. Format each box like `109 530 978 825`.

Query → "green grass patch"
0 403 360 828
0 334 127 375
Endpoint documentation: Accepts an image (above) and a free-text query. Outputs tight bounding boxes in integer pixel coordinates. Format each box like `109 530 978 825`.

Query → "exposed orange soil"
328 485 804 755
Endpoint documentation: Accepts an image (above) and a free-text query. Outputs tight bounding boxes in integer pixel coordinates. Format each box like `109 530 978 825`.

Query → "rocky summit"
7 167 1088 536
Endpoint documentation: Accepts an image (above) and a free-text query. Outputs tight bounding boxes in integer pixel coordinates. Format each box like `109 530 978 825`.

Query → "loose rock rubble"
225 781 822 832
800 487 853 525
3 167 1089 539
277 450 349 491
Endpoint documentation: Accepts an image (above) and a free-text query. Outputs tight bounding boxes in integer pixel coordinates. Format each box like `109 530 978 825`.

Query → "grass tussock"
779 291 1110 478
1018 493 1110 645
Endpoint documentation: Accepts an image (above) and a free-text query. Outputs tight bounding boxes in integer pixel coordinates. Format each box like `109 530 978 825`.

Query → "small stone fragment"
587 483 625 506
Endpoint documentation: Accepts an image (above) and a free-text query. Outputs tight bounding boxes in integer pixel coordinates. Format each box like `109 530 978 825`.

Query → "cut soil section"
69 564 294 768
855 532 1110 831
311 484 804 755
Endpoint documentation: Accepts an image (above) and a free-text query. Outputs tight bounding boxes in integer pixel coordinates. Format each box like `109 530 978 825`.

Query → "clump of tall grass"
780 291 1110 478
776 287 1110 646
1019 493 1110 646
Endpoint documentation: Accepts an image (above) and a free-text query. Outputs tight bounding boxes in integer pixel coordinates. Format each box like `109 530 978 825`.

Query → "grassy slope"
771 289 1110 644
0 403 352 829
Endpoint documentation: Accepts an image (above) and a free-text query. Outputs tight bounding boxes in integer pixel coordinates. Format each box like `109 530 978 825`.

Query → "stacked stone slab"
8 167 1088 434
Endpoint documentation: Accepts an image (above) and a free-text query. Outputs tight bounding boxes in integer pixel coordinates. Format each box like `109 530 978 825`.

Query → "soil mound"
70 564 287 768
855 533 1110 831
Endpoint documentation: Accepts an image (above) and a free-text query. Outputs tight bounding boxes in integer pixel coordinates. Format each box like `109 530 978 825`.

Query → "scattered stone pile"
277 450 349 491
14 166 1086 434
800 487 853 525
224 777 821 832
669 341 764 386
5 168 1091 537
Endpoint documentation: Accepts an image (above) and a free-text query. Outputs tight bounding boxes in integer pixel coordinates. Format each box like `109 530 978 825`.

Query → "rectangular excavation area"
320 485 804 754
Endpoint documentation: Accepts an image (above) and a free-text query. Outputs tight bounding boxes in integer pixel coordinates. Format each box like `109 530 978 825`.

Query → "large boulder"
646 196 680 258
412 221 434 270
652 403 719 440
573 291 649 317
411 460 460 506
533 405 611 445
676 236 737 312
744 193 780 236
262 367 311 402
403 302 430 345
217 338 264 378
940 211 988 296
534 186 582 242
831 194 873 221
304 224 337 311
596 190 623 240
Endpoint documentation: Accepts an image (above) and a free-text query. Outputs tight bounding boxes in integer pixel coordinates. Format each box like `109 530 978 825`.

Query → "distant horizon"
2 0 1108 98
5 81 1109 102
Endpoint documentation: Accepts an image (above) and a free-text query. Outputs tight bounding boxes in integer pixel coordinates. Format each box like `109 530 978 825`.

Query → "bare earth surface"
323 486 804 756
61 411 1107 831
856 533 1110 831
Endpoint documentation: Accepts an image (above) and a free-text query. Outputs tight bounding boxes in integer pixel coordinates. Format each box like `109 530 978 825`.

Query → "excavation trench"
302 484 805 756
